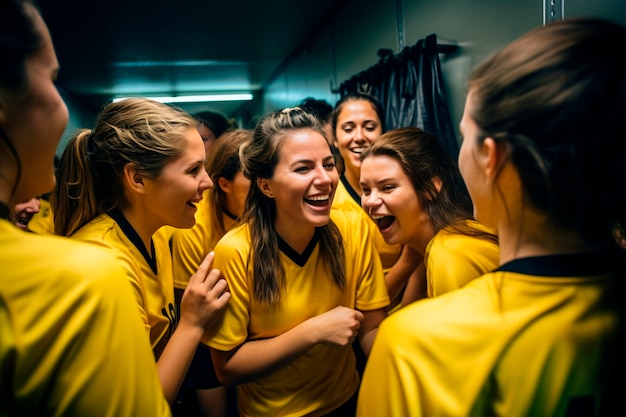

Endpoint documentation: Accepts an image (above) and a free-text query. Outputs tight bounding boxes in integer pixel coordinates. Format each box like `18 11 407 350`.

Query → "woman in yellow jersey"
358 18 626 417
207 108 389 417
52 98 231 405
330 93 421 376
171 128 252 417
0 1 170 415
359 127 499 302
330 93 420 312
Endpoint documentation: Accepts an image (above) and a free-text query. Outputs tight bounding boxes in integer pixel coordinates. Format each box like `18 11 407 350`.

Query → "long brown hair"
468 18 626 250
361 127 497 244
240 108 345 305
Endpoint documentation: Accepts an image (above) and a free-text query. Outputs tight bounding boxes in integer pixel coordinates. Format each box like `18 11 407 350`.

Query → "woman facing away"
52 97 231 405
206 108 389 417
0 0 170 415
170 128 252 417
357 17 626 417
359 127 499 303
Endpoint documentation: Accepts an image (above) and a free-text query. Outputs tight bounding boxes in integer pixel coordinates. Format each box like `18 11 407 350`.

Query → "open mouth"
371 214 395 231
305 194 330 207
350 147 367 155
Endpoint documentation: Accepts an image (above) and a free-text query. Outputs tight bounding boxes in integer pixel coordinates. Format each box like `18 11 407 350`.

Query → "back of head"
0 0 42 207
331 92 386 134
194 110 232 139
207 128 253 181
299 97 333 123
53 98 198 236
468 17 626 249
0 0 40 92
363 127 473 233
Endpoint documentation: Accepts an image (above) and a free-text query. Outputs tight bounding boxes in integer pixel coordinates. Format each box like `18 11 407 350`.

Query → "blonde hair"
53 98 198 236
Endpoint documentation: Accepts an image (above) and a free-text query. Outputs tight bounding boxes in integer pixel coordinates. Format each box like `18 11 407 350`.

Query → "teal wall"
259 0 626 132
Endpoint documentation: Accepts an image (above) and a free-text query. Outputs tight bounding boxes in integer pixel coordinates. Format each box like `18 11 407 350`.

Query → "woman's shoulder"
2 224 129 292
430 221 497 249
214 222 250 251
330 208 370 233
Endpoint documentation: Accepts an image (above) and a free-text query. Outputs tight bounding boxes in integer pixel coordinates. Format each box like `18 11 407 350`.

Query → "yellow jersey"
208 209 389 417
0 219 170 416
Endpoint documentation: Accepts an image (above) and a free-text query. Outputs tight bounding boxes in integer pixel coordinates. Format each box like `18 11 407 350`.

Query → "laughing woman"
207 108 389 417
52 98 231 404
359 127 499 301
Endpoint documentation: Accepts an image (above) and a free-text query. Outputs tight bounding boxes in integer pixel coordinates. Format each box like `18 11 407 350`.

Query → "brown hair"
240 107 345 305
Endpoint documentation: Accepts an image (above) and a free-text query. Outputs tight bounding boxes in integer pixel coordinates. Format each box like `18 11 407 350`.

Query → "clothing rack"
330 36 459 94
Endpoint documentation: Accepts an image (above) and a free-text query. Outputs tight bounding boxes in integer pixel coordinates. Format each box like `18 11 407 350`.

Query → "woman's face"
197 124 217 158
334 100 382 175
13 197 41 231
360 155 432 251
458 92 492 227
264 129 338 231
219 170 250 218
1 5 68 205
143 128 213 229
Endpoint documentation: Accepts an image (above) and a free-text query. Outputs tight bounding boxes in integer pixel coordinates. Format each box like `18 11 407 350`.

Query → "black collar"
108 208 157 274
496 251 621 277
276 229 320 267
340 175 361 204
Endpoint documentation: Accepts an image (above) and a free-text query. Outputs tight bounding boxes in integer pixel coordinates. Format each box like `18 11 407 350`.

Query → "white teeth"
351 147 366 154
371 214 385 220
306 195 329 201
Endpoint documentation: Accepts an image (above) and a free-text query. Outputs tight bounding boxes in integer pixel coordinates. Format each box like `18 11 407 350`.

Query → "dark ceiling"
37 0 342 115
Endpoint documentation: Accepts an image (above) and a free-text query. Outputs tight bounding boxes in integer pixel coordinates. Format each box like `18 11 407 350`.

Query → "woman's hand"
309 306 364 347
179 251 231 331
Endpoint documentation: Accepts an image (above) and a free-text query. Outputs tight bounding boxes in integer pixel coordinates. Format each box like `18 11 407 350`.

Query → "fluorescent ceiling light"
113 93 253 103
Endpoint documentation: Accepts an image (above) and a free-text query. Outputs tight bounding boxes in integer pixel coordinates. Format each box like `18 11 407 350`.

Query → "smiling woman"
206 107 389 417
359 127 499 300
51 97 231 405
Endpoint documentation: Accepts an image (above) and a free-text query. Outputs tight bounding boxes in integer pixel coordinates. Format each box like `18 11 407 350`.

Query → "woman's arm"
211 306 364 386
157 252 230 403
358 308 387 356
384 245 423 304
401 262 427 306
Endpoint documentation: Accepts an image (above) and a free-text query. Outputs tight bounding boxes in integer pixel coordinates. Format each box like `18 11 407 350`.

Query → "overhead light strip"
113 93 253 103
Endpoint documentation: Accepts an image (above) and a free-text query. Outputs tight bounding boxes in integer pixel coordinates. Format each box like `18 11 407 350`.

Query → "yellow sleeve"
426 231 499 297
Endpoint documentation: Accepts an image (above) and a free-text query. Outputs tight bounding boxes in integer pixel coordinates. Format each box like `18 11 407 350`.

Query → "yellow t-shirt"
425 220 499 297
358 252 621 417
171 192 239 289
27 198 54 234
207 209 389 417
0 219 170 416
71 211 176 359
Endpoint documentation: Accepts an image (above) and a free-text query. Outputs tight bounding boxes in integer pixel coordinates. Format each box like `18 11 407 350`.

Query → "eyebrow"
289 154 334 167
